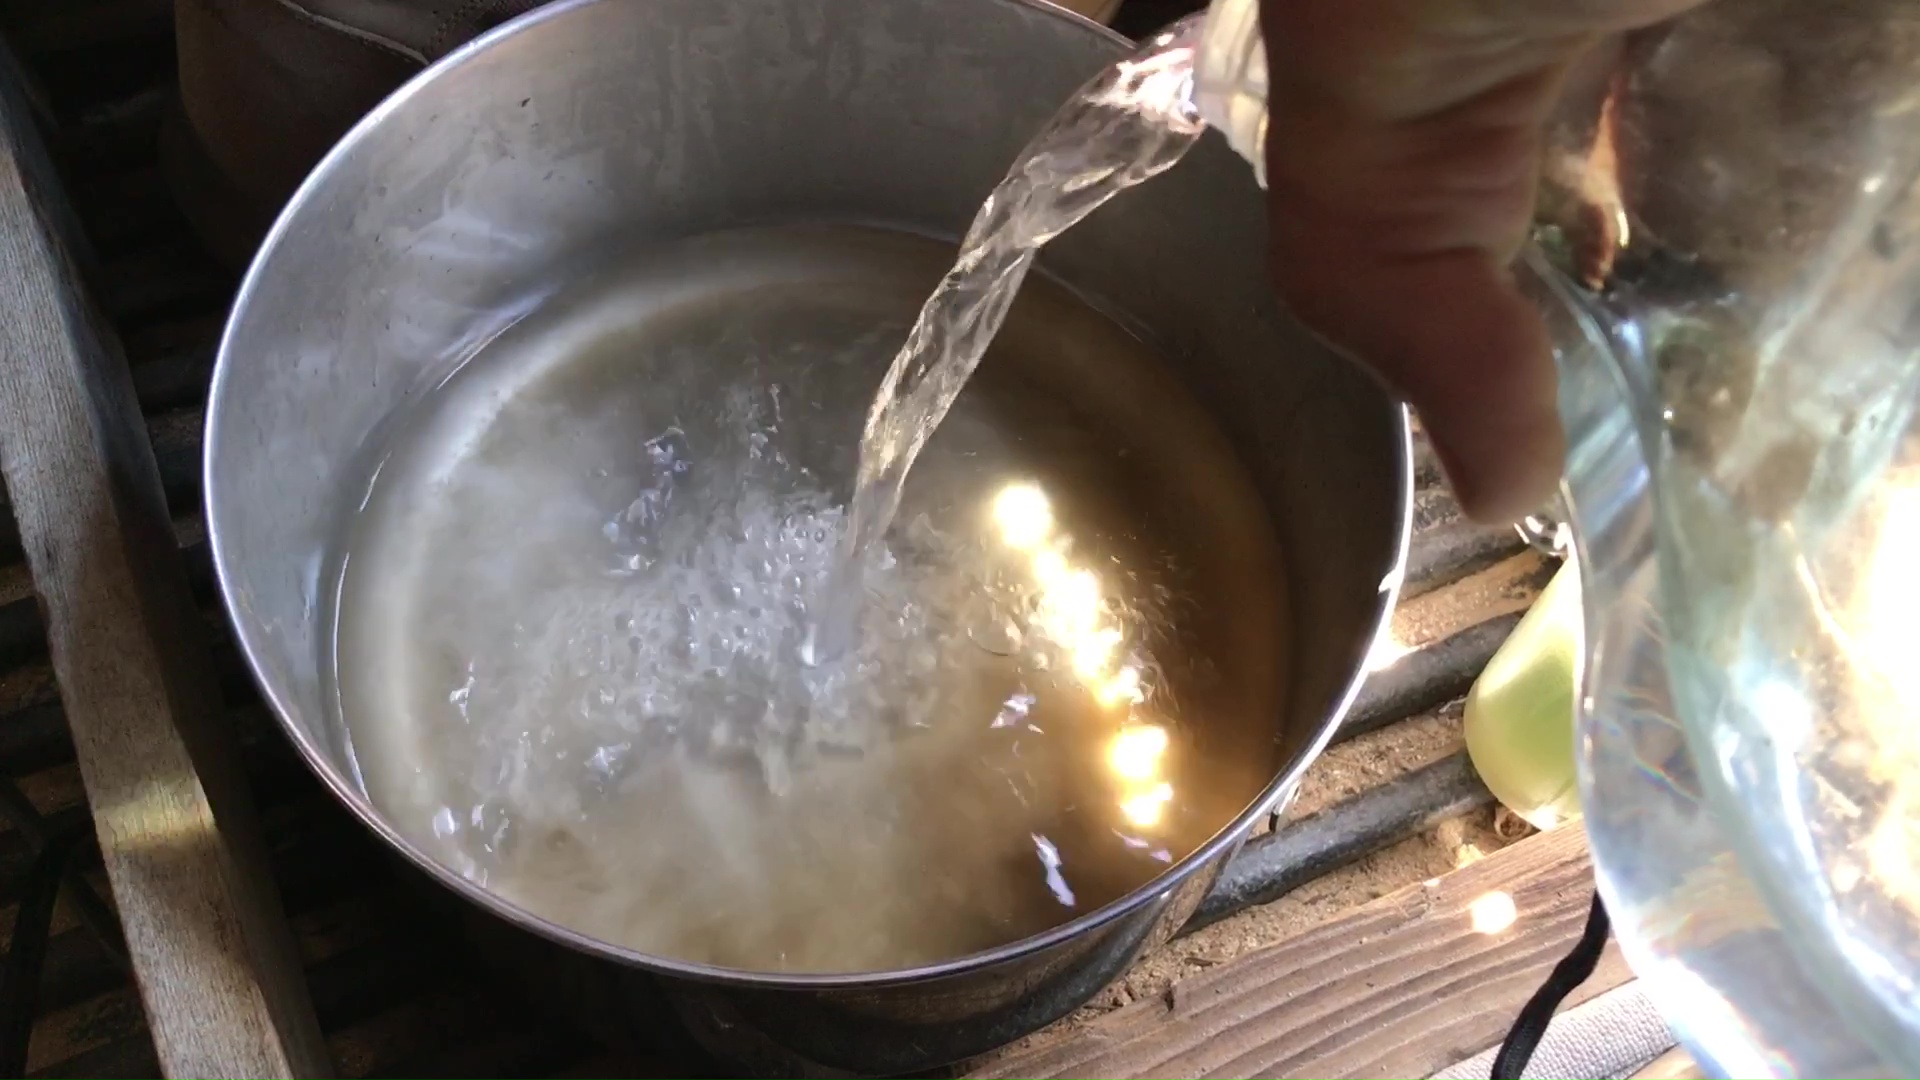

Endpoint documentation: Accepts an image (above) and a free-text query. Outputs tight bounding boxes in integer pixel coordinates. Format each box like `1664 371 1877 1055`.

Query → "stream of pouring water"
810 18 1208 661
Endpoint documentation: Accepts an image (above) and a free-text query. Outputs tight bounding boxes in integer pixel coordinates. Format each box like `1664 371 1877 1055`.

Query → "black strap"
1490 891 1613 1080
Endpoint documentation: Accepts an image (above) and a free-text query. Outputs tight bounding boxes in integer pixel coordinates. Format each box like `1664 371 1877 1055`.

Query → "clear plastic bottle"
1189 1 1920 1075
1190 0 1266 187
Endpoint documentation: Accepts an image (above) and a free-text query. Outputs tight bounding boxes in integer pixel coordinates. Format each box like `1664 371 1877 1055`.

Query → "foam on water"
342 388 1097 968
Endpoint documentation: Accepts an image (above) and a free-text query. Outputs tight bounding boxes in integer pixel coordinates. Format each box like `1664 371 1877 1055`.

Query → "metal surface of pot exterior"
204 0 1410 1071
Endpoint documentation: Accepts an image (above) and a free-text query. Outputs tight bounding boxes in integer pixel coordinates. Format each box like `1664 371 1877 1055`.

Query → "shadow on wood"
0 34 329 1079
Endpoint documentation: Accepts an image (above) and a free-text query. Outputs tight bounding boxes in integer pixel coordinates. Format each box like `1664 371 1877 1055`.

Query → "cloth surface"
1430 983 1677 1080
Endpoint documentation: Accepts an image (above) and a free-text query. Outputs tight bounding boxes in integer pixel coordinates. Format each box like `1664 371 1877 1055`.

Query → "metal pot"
205 0 1411 1072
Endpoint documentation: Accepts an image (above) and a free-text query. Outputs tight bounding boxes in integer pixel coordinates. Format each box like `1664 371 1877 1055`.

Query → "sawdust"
1080 808 1511 1015
1289 706 1464 819
1393 553 1550 649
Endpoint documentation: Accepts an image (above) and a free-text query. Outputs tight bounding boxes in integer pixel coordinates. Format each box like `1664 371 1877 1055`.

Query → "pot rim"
206 0 1416 991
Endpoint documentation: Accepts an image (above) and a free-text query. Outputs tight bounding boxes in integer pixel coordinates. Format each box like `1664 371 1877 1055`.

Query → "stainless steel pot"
205 0 1411 1072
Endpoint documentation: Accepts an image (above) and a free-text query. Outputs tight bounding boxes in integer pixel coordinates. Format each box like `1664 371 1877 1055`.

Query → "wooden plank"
0 38 330 1079
970 826 1626 1080
1632 1047 1706 1080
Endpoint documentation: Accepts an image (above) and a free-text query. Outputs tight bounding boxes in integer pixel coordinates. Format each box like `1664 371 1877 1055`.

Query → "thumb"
1274 239 1565 524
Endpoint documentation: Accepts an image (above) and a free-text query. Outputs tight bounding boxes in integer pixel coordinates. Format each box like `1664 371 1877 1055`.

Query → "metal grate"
0 4 1541 1075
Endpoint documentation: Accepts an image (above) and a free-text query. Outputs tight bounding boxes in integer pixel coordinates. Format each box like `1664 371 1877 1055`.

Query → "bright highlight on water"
985 480 1173 827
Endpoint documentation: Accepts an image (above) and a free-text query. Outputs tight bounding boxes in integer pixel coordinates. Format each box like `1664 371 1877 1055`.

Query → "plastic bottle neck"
1190 0 1267 187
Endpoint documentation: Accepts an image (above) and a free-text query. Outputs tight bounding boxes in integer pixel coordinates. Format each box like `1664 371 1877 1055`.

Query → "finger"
1271 237 1565 522
1257 0 1707 119
1455 0 1713 36
1264 62 1564 259
1260 66 1567 521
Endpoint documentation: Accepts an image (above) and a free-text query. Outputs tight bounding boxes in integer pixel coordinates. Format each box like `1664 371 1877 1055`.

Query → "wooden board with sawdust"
968 826 1628 1080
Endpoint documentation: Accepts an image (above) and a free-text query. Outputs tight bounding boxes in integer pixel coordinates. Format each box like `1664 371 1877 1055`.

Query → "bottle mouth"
1188 0 1268 187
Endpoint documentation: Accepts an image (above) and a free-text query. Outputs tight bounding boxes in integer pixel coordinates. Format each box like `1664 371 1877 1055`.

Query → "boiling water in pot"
328 26 1277 974
328 225 1285 971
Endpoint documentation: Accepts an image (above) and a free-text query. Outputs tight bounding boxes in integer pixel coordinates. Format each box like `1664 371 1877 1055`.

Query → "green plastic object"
1464 559 1583 831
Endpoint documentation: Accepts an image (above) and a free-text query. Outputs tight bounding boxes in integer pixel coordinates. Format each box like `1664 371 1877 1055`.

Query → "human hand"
1257 0 1708 522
